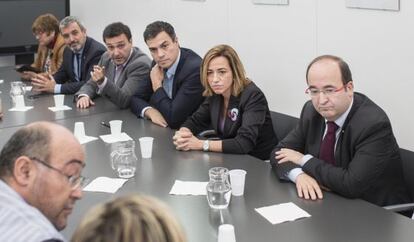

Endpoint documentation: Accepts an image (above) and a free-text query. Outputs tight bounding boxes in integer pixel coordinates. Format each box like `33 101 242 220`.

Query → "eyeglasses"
30 157 87 190
33 31 44 39
305 85 346 97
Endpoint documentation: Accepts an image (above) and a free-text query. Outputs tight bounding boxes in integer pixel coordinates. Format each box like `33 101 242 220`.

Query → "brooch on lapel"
228 108 239 122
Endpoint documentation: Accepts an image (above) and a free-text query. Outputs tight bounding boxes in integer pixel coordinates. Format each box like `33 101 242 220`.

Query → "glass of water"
206 167 232 209
110 140 137 179
9 81 26 106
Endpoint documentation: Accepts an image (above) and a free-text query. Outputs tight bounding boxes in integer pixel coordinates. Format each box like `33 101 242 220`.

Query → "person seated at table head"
71 194 186 242
0 121 86 242
19 13 66 81
31 16 106 94
270 55 410 206
172 44 278 160
130 21 204 129
75 22 151 109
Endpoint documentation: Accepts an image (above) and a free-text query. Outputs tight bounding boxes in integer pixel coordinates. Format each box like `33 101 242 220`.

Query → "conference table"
0 67 413 242
0 66 119 129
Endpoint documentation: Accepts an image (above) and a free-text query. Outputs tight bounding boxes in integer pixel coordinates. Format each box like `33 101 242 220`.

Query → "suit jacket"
270 92 410 206
31 34 66 75
53 37 106 94
182 82 278 160
130 48 204 129
76 47 151 109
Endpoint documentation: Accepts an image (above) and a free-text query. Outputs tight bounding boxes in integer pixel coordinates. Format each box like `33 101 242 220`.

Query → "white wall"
71 0 414 150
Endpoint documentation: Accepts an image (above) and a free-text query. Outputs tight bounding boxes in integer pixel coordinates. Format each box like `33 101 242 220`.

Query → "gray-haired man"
32 16 106 94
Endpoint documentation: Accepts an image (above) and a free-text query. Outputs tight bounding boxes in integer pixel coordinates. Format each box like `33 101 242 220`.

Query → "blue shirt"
140 50 181 117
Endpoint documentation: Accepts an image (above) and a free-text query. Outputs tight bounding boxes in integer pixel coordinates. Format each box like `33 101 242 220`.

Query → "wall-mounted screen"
0 0 69 55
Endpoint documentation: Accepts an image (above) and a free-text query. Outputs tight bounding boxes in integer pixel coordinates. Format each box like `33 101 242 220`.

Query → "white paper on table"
83 176 128 193
99 133 133 143
9 106 34 111
255 202 311 225
76 135 98 145
48 105 72 112
169 180 208 195
24 86 32 92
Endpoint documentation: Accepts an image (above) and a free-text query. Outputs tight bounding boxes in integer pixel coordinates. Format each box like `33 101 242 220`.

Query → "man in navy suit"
270 55 409 206
32 16 106 94
130 21 204 129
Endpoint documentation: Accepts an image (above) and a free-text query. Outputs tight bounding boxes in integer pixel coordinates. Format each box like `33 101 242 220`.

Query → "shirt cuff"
97 77 108 94
77 94 90 100
300 154 313 166
141 106 152 118
287 168 304 183
54 84 61 94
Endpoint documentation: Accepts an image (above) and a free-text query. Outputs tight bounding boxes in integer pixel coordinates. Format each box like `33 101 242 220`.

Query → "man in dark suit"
76 22 151 109
270 55 409 206
130 21 204 129
32 16 106 94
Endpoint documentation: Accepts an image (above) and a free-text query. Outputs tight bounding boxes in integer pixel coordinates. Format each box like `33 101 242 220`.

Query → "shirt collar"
74 47 84 56
165 49 181 79
327 97 354 129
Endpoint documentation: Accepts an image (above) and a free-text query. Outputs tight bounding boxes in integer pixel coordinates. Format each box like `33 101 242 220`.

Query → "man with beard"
0 122 86 242
76 22 151 109
32 16 106 94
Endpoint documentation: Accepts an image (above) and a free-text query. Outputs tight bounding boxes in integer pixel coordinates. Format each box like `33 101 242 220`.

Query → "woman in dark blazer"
173 44 278 160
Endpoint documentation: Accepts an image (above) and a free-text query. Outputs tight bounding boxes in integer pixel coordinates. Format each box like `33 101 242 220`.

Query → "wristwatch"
203 140 209 152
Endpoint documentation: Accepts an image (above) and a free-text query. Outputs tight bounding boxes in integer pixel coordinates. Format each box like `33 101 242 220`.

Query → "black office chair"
270 111 299 141
198 129 220 140
383 148 414 218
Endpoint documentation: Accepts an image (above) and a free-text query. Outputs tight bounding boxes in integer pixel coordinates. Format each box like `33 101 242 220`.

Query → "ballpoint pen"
100 121 110 129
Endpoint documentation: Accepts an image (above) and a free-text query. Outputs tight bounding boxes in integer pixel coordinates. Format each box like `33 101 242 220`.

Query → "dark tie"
74 53 81 81
319 121 339 165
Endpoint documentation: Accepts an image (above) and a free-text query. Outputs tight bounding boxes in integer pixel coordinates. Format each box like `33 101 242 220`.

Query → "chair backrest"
270 111 299 141
400 148 414 202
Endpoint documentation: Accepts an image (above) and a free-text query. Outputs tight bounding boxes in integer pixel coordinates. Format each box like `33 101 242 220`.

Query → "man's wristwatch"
203 140 209 152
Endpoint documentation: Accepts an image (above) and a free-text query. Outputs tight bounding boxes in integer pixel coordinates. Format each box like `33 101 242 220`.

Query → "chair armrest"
383 203 414 213
197 130 220 140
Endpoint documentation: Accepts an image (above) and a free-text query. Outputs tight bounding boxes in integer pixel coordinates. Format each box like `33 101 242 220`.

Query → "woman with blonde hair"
173 44 277 160
71 194 186 242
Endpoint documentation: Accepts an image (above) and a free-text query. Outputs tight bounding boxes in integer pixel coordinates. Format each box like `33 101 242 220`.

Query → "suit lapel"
106 61 116 84
79 37 91 80
210 96 222 133
67 51 76 80
309 117 326 158
223 95 240 137
171 48 185 97
334 93 362 165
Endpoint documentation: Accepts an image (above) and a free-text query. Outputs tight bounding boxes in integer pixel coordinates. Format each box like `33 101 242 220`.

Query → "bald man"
270 55 409 207
0 122 86 242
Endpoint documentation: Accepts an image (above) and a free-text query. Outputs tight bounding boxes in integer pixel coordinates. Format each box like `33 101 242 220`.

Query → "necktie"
319 121 339 165
74 53 81 81
114 65 123 84
163 70 173 99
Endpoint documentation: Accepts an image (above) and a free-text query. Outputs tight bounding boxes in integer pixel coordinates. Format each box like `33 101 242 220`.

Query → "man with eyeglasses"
130 21 204 129
76 22 151 109
31 16 106 94
270 55 409 207
0 122 86 242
